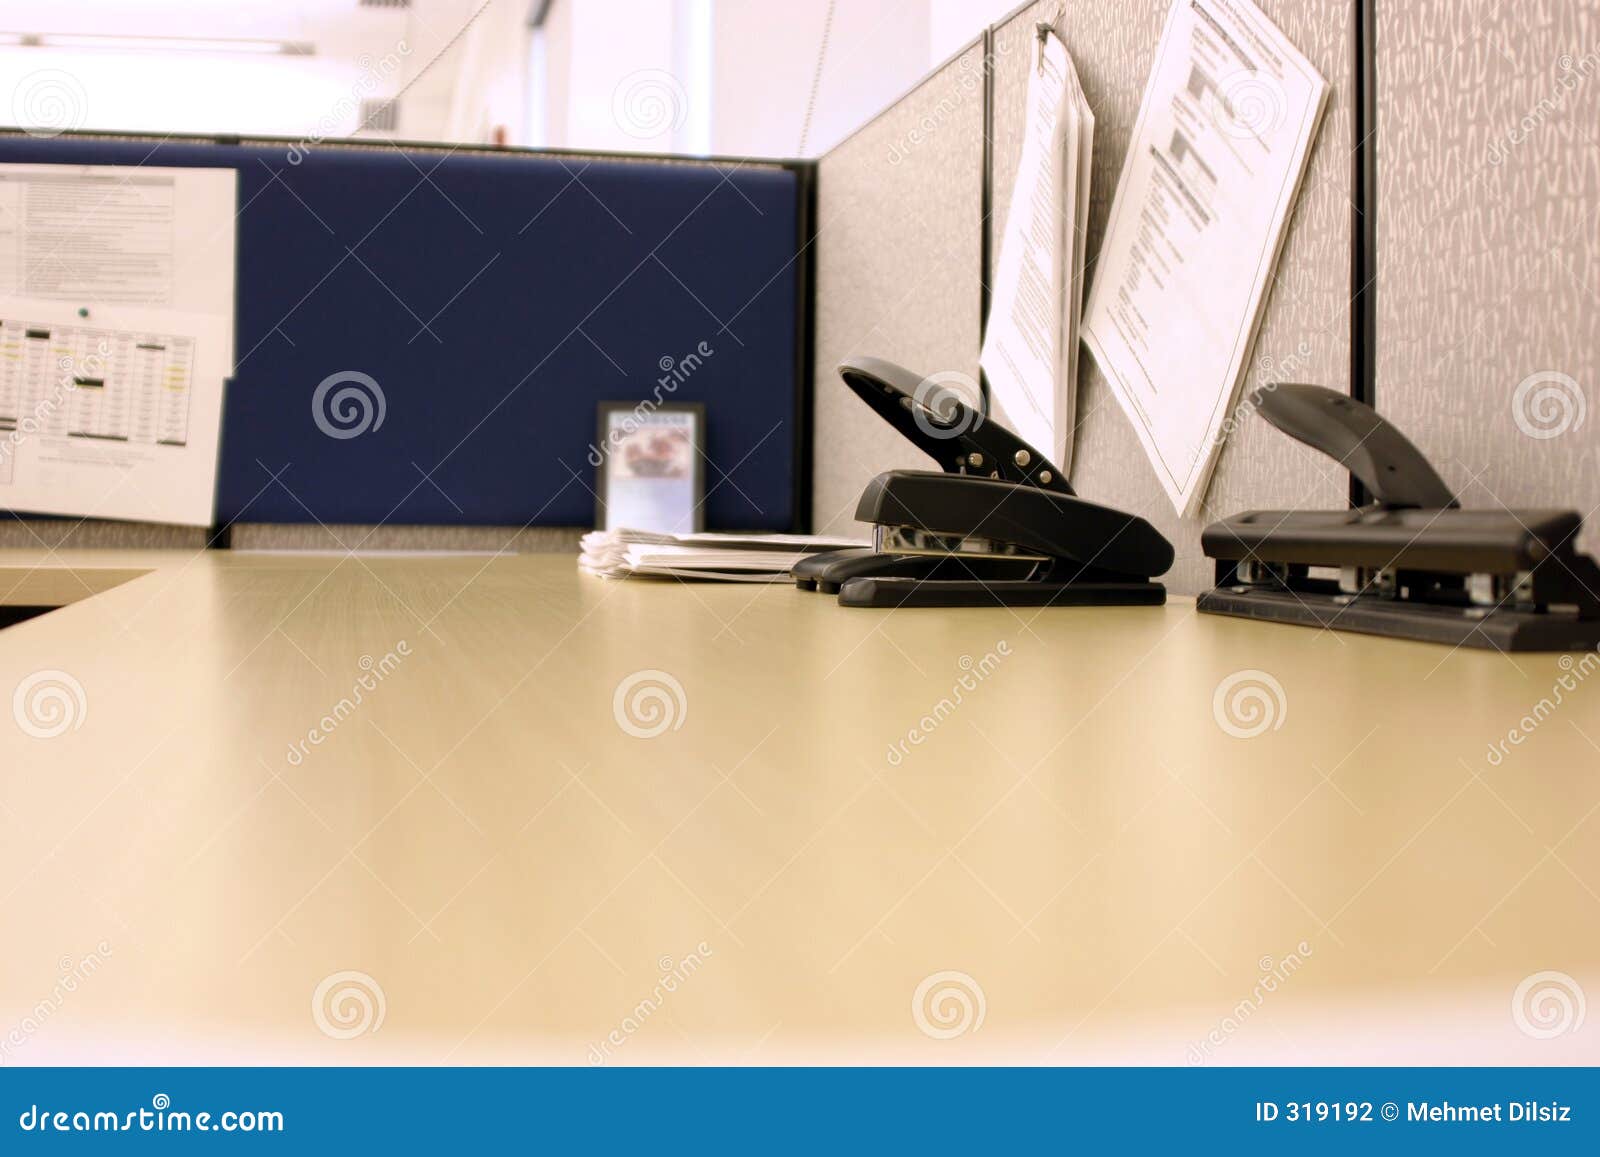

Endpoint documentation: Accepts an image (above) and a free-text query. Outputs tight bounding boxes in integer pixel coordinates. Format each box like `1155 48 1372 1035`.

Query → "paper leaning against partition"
980 26 1094 475
1080 0 1329 517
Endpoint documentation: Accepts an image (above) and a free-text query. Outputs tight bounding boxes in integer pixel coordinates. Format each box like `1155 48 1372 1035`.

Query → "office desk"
1 550 1596 1064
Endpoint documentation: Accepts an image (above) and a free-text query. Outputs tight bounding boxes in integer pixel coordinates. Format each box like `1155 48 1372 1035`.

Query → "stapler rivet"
1014 450 1031 467
968 452 983 468
1039 470 1052 485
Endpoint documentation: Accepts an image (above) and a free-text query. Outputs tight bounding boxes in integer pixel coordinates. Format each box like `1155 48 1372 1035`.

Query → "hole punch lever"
1253 383 1457 510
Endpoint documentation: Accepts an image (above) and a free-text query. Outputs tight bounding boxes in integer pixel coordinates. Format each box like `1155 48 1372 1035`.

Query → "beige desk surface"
1 549 1596 1065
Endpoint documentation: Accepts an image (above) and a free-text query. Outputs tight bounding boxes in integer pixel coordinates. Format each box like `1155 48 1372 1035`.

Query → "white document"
0 301 231 525
0 163 237 525
0 164 237 371
1080 0 1328 516
980 28 1093 473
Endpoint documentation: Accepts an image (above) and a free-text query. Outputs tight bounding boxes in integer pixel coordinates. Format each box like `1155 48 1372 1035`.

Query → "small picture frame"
593 402 706 533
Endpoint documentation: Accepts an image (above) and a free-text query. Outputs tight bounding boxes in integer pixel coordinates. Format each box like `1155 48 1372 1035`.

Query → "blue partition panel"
0 135 804 529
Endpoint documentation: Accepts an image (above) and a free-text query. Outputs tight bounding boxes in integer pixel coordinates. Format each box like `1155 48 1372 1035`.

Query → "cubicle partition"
809 38 988 534
0 134 810 549
1372 0 1600 557
813 0 1597 595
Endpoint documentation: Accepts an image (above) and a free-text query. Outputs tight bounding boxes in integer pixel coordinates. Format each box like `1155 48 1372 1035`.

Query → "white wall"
0 0 1026 156
710 0 932 158
539 0 1008 158
0 0 475 143
928 0 1024 65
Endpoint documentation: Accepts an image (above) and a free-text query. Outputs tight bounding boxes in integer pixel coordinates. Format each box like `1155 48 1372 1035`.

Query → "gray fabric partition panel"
810 39 988 536
0 520 208 550
1375 0 1600 558
991 0 1356 595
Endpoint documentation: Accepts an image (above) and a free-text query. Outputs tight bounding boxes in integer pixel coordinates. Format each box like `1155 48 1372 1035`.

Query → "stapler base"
839 577 1166 609
1197 586 1600 652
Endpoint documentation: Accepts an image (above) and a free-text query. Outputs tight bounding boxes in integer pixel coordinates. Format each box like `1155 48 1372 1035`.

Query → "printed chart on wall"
1080 0 1328 516
0 163 236 526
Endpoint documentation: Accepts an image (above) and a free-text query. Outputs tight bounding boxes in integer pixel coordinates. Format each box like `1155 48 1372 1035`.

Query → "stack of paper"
579 529 867 582
980 26 1094 474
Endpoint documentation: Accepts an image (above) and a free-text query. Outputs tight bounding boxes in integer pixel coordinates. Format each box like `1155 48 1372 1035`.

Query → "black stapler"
795 357 1174 608
1198 383 1600 651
